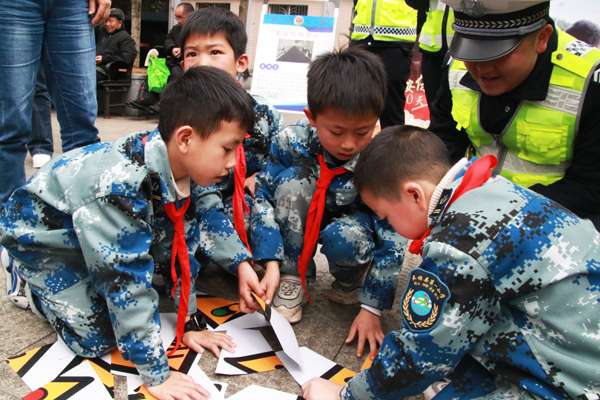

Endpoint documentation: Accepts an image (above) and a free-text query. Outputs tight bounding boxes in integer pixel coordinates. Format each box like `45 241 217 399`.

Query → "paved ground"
0 113 408 399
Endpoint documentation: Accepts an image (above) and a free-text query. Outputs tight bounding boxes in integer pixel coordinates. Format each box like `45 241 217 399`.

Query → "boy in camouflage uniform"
303 126 600 400
251 47 407 359
180 8 283 313
0 67 254 400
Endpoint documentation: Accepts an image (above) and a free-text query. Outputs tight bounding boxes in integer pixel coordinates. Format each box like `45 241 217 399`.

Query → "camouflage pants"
270 165 376 283
14 258 117 358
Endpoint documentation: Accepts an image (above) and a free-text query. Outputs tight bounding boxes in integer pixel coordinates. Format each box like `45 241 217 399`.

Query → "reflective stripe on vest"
351 0 418 42
448 30 600 188
419 0 454 53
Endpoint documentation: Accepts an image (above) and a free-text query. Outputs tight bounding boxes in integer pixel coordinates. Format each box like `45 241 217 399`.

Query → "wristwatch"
184 311 207 333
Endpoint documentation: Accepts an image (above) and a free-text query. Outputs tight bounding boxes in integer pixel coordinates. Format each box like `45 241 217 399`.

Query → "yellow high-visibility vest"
419 0 454 53
449 30 600 188
351 0 418 43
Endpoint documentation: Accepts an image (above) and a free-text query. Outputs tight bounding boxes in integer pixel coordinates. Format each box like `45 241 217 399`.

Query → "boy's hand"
259 261 280 305
183 330 235 357
345 308 384 359
147 371 209 400
302 378 343 400
238 261 264 313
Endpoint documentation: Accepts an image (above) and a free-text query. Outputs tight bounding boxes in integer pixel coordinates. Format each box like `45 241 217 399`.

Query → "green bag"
147 55 170 93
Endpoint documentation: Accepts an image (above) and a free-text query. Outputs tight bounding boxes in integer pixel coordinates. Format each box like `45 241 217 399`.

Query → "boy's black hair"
307 46 386 118
355 126 451 200
158 66 254 141
177 2 195 14
179 7 247 59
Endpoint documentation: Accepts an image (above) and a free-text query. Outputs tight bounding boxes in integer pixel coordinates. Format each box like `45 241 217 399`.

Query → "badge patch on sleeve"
402 269 450 331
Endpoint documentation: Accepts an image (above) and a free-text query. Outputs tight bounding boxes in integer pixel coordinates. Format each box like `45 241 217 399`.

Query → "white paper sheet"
215 328 273 375
215 312 269 331
276 346 355 386
226 384 299 400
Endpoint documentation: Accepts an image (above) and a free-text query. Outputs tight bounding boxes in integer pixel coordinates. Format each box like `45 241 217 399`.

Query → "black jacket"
429 27 600 227
96 28 137 68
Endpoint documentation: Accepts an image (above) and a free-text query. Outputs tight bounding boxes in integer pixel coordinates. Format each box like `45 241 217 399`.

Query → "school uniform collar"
459 25 558 102
427 158 469 227
143 130 190 203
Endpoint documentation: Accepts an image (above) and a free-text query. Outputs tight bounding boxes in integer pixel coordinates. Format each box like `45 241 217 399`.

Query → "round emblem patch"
402 269 450 331
410 290 432 316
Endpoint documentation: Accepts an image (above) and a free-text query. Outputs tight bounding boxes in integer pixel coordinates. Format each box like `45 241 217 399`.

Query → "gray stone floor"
0 113 407 399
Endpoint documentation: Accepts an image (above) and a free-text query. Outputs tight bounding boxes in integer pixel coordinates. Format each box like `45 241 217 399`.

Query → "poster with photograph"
251 10 337 113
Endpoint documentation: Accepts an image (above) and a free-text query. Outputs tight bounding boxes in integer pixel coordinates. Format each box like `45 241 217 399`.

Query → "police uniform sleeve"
529 65 600 224
428 63 472 163
250 127 295 263
193 183 253 274
73 195 169 387
360 218 407 310
344 242 500 400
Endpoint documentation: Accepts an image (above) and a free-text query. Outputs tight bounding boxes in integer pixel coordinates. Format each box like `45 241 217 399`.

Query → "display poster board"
251 8 337 113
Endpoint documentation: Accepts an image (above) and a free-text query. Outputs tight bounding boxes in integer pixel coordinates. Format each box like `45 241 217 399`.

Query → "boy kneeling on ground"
304 126 600 400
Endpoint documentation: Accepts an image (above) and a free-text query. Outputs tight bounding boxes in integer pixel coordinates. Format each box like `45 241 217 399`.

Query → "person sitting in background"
96 8 137 82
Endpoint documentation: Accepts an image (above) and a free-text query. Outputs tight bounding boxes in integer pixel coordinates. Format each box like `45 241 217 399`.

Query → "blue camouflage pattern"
251 120 406 309
0 130 202 386
343 161 600 400
194 94 282 273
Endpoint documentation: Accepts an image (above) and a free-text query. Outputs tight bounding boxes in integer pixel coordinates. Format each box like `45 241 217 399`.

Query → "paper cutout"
23 360 112 400
215 312 269 332
123 341 200 394
7 338 78 390
276 347 356 386
196 294 244 328
251 292 302 366
215 328 281 375
130 354 225 400
360 356 373 371
226 384 301 400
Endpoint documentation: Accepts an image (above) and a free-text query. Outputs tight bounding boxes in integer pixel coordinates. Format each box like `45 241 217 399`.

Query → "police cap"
442 0 551 62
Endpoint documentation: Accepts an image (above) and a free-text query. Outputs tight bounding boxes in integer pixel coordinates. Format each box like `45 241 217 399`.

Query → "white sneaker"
272 275 305 324
32 153 51 169
1 247 30 309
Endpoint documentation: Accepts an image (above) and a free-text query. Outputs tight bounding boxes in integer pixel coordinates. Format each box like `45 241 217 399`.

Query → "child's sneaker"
272 275 304 323
1 247 30 309
327 280 361 305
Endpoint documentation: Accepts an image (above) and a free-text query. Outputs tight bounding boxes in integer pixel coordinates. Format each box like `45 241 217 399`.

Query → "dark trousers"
420 49 447 107
352 40 414 128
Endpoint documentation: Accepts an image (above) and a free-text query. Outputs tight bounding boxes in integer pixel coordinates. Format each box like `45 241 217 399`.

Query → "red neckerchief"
164 198 192 356
409 155 498 255
298 154 348 302
233 134 252 252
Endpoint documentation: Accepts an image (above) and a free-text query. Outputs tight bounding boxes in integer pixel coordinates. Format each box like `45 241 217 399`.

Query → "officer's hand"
88 0 111 26
238 261 265 313
147 371 209 400
302 378 343 400
183 330 235 357
259 260 280 305
345 308 384 359
172 47 182 57
244 174 256 196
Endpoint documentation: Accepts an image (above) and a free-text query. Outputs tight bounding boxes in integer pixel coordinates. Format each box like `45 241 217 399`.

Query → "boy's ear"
304 108 316 125
235 53 249 74
173 125 195 153
403 181 429 211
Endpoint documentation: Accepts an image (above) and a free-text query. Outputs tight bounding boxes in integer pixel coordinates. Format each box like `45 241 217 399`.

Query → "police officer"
351 0 419 127
429 0 600 229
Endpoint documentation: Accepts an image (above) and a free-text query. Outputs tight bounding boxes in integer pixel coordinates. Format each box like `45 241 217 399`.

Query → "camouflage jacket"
251 120 406 310
194 94 282 273
344 159 600 400
0 130 201 386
